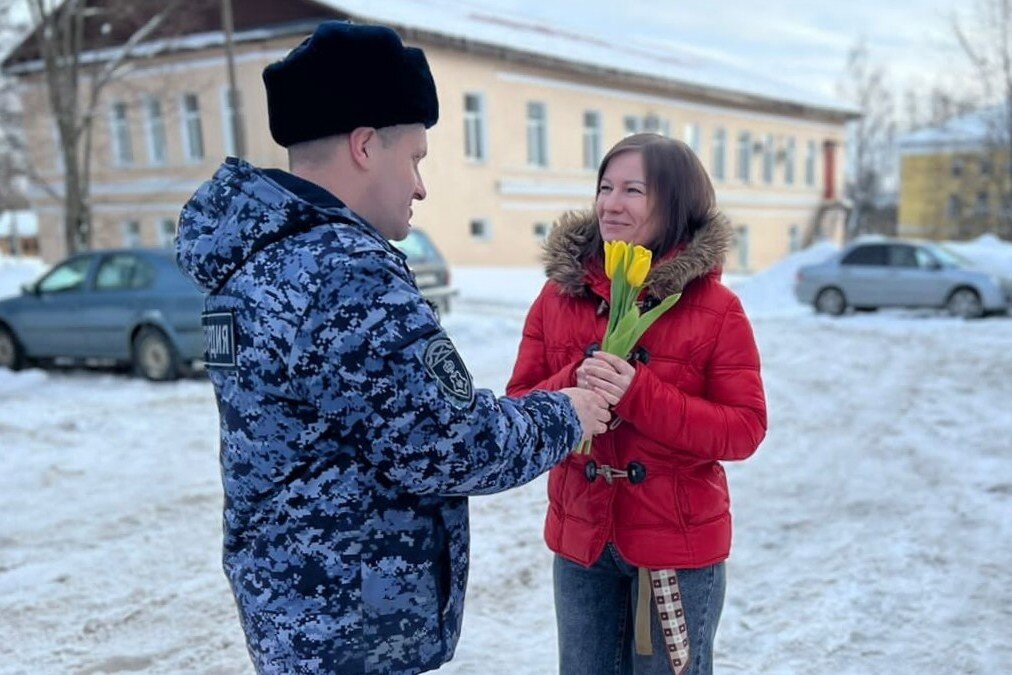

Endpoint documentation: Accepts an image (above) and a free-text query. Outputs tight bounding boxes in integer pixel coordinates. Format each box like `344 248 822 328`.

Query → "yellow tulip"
605 241 626 279
626 246 652 287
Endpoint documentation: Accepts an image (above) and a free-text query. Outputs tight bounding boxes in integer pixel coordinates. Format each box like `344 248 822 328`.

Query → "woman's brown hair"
592 133 716 259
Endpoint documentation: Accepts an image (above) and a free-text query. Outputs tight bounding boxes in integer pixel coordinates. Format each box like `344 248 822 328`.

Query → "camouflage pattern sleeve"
290 251 582 497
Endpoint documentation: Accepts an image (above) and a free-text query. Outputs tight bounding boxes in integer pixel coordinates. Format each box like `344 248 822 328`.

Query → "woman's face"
596 150 659 247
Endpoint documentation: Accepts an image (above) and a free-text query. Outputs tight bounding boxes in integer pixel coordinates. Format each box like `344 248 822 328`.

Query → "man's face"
366 125 428 241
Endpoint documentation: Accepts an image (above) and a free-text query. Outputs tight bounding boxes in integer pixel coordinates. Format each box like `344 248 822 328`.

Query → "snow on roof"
315 0 856 117
898 104 1010 152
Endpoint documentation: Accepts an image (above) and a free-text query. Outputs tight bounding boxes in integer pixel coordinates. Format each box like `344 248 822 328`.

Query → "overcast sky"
472 0 977 110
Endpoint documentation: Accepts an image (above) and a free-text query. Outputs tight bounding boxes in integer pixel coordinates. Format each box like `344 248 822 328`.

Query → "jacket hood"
176 158 368 293
543 209 733 299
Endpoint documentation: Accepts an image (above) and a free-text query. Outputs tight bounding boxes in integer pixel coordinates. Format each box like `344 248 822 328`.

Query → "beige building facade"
7 1 855 271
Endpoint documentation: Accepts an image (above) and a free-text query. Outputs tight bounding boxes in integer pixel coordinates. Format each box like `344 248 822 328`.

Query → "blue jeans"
554 544 726 675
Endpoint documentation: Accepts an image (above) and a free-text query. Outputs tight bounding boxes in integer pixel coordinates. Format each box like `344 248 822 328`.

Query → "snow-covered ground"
2 240 1011 674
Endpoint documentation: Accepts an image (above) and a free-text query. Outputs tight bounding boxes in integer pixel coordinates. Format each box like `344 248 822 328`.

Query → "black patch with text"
202 311 237 369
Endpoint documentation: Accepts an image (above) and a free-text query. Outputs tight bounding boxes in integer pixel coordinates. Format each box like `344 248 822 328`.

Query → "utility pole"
221 0 245 159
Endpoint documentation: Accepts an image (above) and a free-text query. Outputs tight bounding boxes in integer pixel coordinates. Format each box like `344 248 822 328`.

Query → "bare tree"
838 39 897 240
952 0 1012 239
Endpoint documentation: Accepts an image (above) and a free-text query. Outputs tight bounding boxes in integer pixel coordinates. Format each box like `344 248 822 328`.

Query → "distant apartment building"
898 105 1012 241
4 0 857 271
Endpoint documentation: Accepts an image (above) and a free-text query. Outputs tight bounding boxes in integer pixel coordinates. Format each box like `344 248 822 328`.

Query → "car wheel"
133 327 180 381
815 287 847 316
946 287 983 319
0 324 25 371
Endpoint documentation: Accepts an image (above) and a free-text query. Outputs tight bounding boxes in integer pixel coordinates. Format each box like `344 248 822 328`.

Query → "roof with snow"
318 0 856 119
898 104 1011 154
4 0 857 121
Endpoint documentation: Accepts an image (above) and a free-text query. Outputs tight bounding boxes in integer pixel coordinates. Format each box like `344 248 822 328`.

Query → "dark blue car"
0 248 204 380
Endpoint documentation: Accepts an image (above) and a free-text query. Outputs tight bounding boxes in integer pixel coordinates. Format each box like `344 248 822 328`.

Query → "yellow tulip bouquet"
576 241 682 454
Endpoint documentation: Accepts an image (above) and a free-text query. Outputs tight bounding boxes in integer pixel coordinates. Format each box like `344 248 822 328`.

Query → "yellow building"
4 0 856 271
898 106 1012 240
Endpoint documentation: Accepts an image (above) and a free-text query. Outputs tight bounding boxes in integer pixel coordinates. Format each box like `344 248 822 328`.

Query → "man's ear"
347 127 378 170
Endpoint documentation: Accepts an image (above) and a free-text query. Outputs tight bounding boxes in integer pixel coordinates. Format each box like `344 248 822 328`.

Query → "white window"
735 225 749 270
110 101 134 166
158 218 176 248
623 115 641 136
144 97 167 165
583 111 602 170
533 222 551 240
123 220 142 248
947 195 962 219
784 137 796 185
470 218 491 240
975 192 989 217
181 93 205 162
463 93 486 161
805 140 817 186
762 133 775 184
526 102 548 167
643 114 668 136
220 87 245 157
711 128 726 181
737 131 752 183
788 224 800 252
684 123 700 154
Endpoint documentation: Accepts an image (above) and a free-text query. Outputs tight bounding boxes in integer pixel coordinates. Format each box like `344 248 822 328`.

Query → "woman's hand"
575 351 637 406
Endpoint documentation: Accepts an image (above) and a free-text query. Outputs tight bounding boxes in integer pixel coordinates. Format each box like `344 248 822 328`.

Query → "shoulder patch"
423 336 474 408
202 311 237 369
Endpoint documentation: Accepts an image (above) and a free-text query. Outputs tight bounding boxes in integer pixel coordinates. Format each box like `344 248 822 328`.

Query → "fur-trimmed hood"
543 209 734 299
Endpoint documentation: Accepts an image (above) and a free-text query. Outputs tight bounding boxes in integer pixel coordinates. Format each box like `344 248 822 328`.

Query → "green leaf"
625 294 682 347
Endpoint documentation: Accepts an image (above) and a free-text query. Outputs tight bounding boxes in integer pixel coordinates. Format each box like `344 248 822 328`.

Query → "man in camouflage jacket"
175 21 608 675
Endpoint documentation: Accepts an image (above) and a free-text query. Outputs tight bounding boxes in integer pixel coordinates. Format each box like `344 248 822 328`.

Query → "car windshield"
926 244 973 268
391 230 439 262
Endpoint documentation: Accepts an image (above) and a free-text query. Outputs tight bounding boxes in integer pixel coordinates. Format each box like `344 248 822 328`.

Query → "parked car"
391 228 457 317
0 248 204 380
794 239 1012 318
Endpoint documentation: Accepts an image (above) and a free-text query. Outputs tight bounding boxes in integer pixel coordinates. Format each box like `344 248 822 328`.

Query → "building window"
784 137 796 185
947 195 963 220
762 134 775 184
123 220 142 248
643 114 668 136
144 97 167 165
181 93 205 162
737 131 752 183
684 123 700 154
526 102 548 167
623 115 641 136
110 101 134 166
51 119 64 171
734 225 749 270
582 111 602 170
221 87 245 157
805 140 817 186
711 128 726 181
788 224 800 252
533 222 551 240
463 92 486 161
158 218 176 248
470 218 491 240
951 158 964 177
980 158 993 176
975 192 990 217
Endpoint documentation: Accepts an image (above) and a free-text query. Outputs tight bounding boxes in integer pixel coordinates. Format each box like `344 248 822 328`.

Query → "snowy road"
2 261 1011 673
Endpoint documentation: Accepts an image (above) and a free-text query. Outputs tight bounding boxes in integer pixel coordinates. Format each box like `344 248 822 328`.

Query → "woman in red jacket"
507 134 767 674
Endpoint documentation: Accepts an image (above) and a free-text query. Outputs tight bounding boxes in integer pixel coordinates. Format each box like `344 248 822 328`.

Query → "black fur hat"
262 22 439 147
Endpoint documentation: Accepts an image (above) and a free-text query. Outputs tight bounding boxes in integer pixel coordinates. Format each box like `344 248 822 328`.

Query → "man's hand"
575 352 637 407
559 387 610 441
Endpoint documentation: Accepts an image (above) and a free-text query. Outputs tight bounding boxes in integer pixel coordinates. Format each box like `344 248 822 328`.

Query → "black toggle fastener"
584 460 648 485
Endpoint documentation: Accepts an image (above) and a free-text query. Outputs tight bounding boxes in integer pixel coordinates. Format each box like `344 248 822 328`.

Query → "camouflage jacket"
176 159 581 674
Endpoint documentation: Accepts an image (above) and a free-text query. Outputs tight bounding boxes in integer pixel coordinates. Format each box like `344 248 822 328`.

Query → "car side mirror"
20 282 38 296
927 260 942 271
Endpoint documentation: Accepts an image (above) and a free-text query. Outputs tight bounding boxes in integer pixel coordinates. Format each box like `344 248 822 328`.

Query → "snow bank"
731 242 839 319
943 234 1012 276
0 255 48 300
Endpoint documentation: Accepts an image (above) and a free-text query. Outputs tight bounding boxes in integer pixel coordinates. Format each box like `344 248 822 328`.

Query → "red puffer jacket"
507 210 767 569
